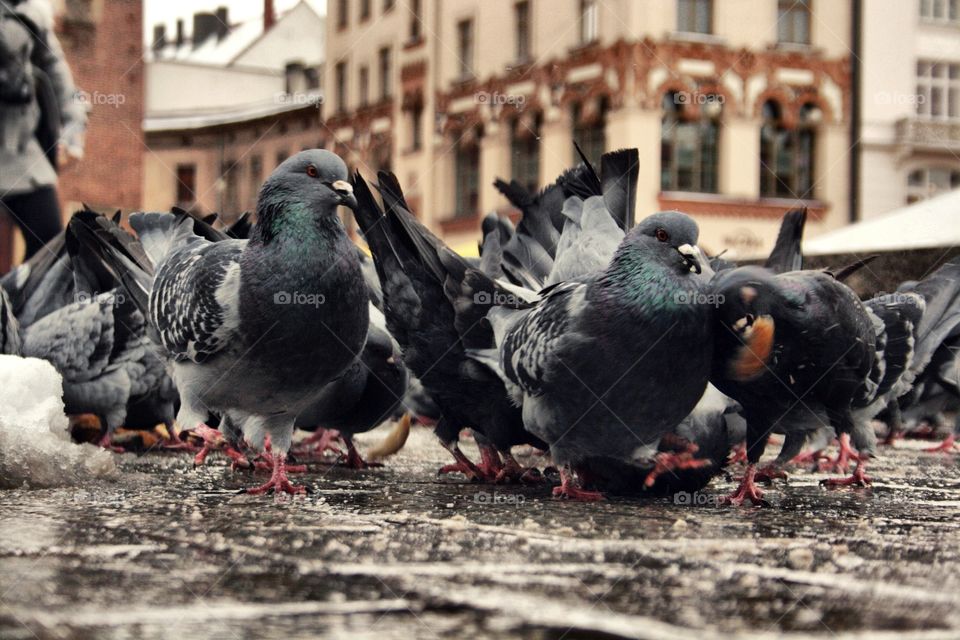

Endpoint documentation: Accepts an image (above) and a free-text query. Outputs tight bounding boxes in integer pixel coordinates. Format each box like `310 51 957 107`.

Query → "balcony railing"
895 117 960 153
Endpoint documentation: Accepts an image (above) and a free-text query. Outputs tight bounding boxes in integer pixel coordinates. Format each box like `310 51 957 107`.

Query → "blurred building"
142 0 325 218
858 0 960 220
326 0 853 257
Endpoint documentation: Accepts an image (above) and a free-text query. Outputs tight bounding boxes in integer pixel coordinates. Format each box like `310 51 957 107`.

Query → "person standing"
0 0 86 260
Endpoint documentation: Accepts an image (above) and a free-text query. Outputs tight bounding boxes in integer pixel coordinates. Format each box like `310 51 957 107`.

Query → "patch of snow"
0 356 117 488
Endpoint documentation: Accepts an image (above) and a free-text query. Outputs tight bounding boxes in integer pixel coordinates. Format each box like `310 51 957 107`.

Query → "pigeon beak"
677 244 702 274
331 180 358 210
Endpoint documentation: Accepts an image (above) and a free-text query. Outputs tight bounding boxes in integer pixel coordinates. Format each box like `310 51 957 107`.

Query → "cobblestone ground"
1 426 959 639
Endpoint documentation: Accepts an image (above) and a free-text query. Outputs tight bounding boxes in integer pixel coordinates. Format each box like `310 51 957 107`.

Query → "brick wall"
56 0 144 214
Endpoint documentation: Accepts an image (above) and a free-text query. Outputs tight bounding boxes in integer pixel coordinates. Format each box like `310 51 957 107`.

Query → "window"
580 0 598 44
759 101 817 199
379 47 392 100
511 115 541 194
360 0 370 20
337 0 348 28
249 155 263 198
276 150 288 167
916 61 960 120
176 163 196 205
906 167 960 203
222 160 240 214
515 1 531 61
920 0 959 22
409 0 422 42
660 91 719 193
359 65 369 107
778 0 810 44
572 100 607 168
305 66 320 90
677 0 712 34
384 0 394 11
410 103 423 151
335 61 347 113
454 134 481 217
457 19 474 79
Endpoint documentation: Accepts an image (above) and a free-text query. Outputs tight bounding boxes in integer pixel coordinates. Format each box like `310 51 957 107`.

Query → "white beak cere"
332 180 354 196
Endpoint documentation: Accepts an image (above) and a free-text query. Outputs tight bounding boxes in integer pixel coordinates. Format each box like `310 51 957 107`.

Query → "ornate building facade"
326 0 853 257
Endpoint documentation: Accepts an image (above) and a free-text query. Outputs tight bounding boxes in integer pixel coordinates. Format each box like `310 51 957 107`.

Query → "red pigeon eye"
306 165 318 178
655 228 669 242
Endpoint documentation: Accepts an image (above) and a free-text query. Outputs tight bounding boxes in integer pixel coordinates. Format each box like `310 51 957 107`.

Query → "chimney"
264 0 276 31
214 6 229 40
152 24 166 53
176 19 185 47
192 12 218 47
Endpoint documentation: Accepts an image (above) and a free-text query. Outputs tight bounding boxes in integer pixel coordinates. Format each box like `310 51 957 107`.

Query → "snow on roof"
804 188 960 256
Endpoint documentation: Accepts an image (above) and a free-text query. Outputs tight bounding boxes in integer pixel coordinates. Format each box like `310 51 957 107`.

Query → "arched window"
572 98 607 168
906 166 960 204
660 91 720 193
760 100 817 199
511 113 541 194
454 126 483 218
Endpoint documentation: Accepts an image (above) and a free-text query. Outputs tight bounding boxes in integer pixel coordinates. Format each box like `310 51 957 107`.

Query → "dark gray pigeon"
79 150 367 494
445 212 714 499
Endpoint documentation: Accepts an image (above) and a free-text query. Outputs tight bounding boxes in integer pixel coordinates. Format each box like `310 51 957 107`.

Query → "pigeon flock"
2 146 959 504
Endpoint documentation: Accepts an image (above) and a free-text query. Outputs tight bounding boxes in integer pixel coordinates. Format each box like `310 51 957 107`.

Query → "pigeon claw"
720 464 770 507
727 442 748 465
754 464 788 484
339 438 383 469
923 434 958 454
820 461 872 488
246 453 308 495
817 433 861 473
643 445 711 489
552 466 605 501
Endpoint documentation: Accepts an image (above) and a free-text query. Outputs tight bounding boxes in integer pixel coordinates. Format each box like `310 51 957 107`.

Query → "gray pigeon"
80 150 367 494
445 212 713 499
20 290 147 450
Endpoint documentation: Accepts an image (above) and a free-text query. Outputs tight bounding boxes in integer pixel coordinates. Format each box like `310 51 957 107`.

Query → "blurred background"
2 0 959 273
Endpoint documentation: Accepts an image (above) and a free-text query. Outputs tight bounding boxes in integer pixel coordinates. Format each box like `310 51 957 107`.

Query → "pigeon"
293 303 409 468
444 211 713 499
708 266 881 505
351 170 546 483
76 150 367 494
19 289 148 451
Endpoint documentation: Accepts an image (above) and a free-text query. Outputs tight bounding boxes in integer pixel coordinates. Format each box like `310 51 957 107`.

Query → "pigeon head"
621 211 703 275
255 150 357 239
710 266 778 382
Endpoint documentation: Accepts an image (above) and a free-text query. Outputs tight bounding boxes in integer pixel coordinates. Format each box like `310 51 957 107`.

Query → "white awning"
804 189 960 256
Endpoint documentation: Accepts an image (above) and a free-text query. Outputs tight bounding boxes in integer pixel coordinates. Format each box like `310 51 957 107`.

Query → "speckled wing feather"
151 239 244 363
499 281 587 396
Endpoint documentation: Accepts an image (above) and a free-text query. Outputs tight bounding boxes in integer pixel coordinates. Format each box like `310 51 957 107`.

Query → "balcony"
895 117 960 154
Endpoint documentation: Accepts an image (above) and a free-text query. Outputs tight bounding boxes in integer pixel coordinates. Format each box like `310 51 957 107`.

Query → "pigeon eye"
655 228 669 242
306 165 319 178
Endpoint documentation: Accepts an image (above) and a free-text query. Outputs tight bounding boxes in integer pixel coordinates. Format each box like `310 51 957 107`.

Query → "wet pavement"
1 426 959 639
